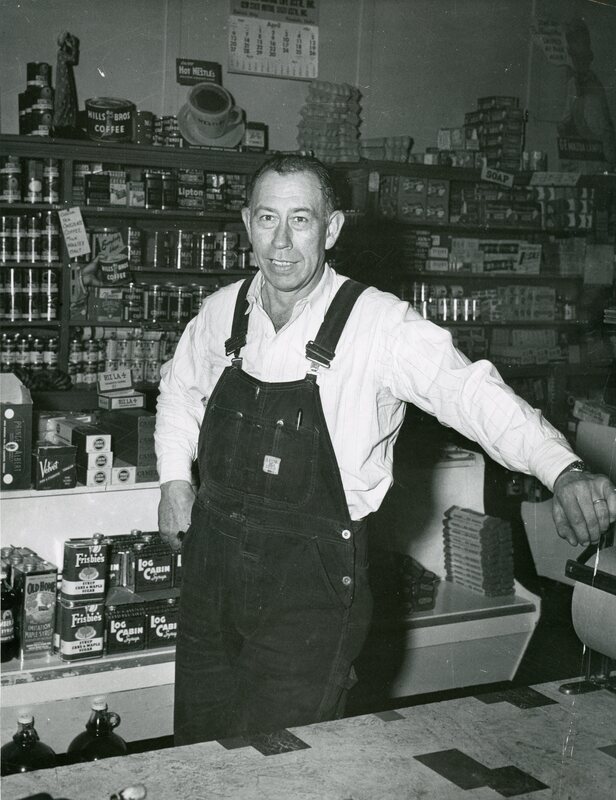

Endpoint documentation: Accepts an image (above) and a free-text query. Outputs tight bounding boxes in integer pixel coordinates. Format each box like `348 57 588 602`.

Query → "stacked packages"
443 505 515 596
297 80 362 163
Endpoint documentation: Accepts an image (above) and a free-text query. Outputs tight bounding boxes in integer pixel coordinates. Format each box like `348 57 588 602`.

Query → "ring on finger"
592 498 605 505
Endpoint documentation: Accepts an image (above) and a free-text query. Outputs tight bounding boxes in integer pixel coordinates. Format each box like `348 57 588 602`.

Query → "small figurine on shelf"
53 31 81 138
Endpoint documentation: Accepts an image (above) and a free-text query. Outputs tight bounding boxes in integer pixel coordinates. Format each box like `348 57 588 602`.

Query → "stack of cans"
18 62 54 137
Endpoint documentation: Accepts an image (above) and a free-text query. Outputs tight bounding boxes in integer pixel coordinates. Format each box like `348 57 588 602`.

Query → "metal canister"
23 159 43 203
24 214 41 263
126 226 143 266
26 62 52 87
161 172 177 210
149 229 173 269
191 284 208 314
144 171 163 210
0 216 13 263
193 231 216 271
122 282 146 323
213 231 239 270
10 216 26 262
145 360 160 384
105 336 118 360
22 268 40 321
43 336 58 369
40 218 60 263
172 229 193 270
146 284 167 323
6 268 22 321
130 358 145 383
167 284 192 326
0 158 22 204
40 268 59 320
42 158 60 204
144 338 161 360
116 337 133 361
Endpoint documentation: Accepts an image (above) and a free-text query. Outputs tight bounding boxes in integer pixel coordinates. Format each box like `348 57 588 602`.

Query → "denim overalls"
174 278 374 744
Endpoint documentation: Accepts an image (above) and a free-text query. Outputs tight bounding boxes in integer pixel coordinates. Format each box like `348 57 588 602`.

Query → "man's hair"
246 154 339 216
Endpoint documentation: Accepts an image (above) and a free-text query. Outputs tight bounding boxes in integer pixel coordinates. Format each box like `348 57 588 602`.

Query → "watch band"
555 460 588 484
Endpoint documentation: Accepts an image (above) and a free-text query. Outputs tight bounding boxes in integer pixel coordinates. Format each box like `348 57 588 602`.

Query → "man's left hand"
552 471 616 546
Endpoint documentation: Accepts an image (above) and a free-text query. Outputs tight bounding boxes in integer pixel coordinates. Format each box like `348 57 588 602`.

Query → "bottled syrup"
1 565 18 662
67 697 128 761
1 714 57 775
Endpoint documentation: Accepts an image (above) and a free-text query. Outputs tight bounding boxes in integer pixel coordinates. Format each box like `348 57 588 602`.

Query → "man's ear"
241 206 252 241
325 210 345 249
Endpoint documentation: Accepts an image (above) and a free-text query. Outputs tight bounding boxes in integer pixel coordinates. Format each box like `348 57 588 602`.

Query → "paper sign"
176 58 222 85
517 242 542 273
530 171 580 186
531 18 571 66
480 162 515 189
58 207 91 259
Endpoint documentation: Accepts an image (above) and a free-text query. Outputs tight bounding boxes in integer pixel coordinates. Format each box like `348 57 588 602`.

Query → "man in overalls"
155 154 616 746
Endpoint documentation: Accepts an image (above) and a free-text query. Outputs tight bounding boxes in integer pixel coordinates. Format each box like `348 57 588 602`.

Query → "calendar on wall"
228 1 319 81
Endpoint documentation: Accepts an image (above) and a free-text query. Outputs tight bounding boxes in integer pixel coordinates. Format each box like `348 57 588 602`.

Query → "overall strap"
306 279 368 368
224 277 253 359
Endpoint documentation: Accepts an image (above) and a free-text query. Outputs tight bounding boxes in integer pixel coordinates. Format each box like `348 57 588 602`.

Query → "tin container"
61 535 110 601
57 598 105 661
145 284 167 323
193 232 216 271
167 284 192 326
85 97 135 142
105 603 146 654
27 62 52 87
13 560 57 659
172 229 194 270
144 172 163 209
145 360 161 384
213 231 239 270
149 230 173 268
42 159 60 203
134 544 174 593
161 173 177 210
1 159 22 204
122 282 145 323
146 598 178 648
126 226 143 266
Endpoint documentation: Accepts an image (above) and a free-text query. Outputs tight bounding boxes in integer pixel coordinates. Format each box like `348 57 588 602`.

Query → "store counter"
2 679 615 800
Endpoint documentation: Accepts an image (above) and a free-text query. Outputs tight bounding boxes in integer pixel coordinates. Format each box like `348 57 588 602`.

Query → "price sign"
58 207 91 259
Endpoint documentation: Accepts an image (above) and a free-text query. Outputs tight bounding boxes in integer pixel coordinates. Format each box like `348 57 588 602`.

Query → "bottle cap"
91 697 108 711
17 713 34 725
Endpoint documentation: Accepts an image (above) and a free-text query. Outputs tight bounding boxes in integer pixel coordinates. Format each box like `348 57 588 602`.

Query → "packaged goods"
133 542 174 593
57 599 105 661
32 442 76 490
61 535 109 600
105 595 147 654
110 458 136 485
0 373 33 490
146 597 178 647
13 559 57 658
67 698 127 760
1 715 57 776
54 419 112 453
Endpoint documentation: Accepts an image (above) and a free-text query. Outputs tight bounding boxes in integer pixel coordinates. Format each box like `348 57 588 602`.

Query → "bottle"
1 565 18 661
1 714 57 775
67 697 128 761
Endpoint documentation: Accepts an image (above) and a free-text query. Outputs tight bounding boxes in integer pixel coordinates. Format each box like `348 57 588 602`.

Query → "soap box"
0 373 33 490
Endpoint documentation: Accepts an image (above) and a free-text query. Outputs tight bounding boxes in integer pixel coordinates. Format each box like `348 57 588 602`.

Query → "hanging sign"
176 59 222 86
58 207 91 259
228 0 319 80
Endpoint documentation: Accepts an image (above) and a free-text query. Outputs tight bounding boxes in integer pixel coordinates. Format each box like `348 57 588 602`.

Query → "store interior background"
1 0 615 736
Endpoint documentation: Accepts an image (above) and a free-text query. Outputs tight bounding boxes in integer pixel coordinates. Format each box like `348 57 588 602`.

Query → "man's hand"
552 470 616 546
158 480 197 550
81 255 104 288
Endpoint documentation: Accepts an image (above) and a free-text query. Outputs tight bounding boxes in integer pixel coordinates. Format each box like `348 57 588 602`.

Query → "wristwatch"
555 460 588 484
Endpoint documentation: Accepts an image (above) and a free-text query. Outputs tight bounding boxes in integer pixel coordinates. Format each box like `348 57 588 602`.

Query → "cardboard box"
76 450 114 470
1 374 33 490
111 458 136 486
54 420 112 453
33 442 77 490
98 409 156 466
76 465 111 487
98 389 145 410
136 464 159 483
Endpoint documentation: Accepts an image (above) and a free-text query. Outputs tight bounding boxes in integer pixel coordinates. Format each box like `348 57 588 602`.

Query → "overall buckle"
305 340 333 369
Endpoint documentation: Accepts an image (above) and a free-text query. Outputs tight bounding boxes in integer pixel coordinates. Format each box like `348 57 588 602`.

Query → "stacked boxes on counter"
449 182 541 228
31 407 158 490
297 81 362 163
442 506 515 597
379 176 450 224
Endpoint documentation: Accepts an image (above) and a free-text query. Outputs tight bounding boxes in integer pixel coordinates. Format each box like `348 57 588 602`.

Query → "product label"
21 572 56 657
61 540 109 600
1 608 15 642
59 601 104 660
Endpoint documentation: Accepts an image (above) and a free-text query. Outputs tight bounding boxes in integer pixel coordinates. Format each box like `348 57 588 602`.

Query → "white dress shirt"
155 264 577 520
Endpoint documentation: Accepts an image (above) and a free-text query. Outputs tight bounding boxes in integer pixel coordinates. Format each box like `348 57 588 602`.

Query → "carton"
0 373 33 490
98 368 145 410
32 442 77 490
98 409 156 466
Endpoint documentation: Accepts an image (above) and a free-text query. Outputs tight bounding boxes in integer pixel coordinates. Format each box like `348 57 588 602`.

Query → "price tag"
58 207 91 259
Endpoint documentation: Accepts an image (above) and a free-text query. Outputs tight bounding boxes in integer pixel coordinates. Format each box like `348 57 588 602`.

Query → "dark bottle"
1 565 19 662
1 714 57 775
67 697 128 761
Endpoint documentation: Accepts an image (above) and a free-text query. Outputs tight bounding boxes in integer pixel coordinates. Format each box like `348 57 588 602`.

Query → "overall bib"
174 278 373 745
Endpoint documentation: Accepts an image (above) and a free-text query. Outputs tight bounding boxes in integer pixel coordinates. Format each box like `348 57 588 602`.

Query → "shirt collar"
246 263 336 322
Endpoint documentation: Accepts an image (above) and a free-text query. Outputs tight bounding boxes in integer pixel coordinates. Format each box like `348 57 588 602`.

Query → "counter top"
2 679 615 800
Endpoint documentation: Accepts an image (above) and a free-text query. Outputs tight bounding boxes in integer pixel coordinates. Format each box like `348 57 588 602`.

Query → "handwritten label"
58 207 91 259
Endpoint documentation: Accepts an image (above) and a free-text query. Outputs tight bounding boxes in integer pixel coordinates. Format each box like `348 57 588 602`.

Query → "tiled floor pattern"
3 680 614 800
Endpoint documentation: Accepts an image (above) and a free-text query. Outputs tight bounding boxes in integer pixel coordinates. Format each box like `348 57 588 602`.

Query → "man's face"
241 170 344 300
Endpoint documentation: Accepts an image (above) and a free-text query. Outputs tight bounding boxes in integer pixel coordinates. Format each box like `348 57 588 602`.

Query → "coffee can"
27 62 52 87
42 159 60 203
193 232 216 270
0 158 22 204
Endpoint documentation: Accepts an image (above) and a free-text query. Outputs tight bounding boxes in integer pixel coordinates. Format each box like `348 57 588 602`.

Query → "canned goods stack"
145 228 245 271
0 213 61 264
0 266 59 322
152 115 183 148
18 63 54 137
0 333 59 374
68 332 166 387
0 158 62 204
